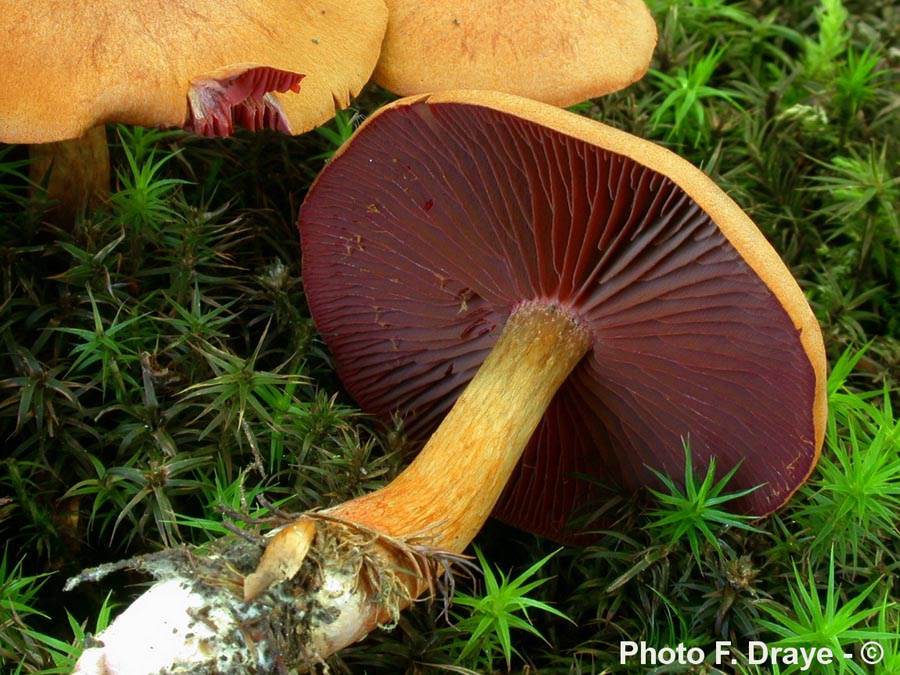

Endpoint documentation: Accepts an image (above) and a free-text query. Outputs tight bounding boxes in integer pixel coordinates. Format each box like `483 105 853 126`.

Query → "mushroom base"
70 516 464 674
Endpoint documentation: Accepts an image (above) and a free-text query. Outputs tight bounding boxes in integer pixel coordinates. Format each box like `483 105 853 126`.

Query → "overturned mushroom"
299 91 826 543
0 0 388 220
71 91 826 673
372 0 658 106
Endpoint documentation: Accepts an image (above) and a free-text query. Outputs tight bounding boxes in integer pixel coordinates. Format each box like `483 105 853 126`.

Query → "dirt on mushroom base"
69 517 466 675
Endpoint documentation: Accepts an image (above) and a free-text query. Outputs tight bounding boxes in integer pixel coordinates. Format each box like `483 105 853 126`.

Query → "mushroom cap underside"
298 91 827 542
372 0 657 106
0 0 388 142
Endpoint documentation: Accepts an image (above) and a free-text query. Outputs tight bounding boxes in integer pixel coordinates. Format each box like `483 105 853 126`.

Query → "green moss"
1 0 898 671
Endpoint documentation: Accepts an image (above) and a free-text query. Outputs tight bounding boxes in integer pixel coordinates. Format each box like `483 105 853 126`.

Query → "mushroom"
372 0 658 106
70 91 827 673
298 91 826 545
290 89 827 635
0 0 388 221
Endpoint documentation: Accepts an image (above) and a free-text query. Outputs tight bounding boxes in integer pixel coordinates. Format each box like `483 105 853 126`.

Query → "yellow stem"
327 302 592 552
29 126 110 223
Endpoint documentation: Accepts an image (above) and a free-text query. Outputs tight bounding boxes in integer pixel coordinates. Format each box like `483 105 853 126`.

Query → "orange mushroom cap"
372 0 658 106
0 0 388 142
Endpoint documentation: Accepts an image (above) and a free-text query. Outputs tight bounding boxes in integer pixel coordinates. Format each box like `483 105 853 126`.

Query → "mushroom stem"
270 302 593 659
328 302 592 550
29 126 110 223
70 303 593 675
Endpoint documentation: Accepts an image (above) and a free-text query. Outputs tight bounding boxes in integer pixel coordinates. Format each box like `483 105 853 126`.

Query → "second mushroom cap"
372 0 658 106
0 0 388 142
